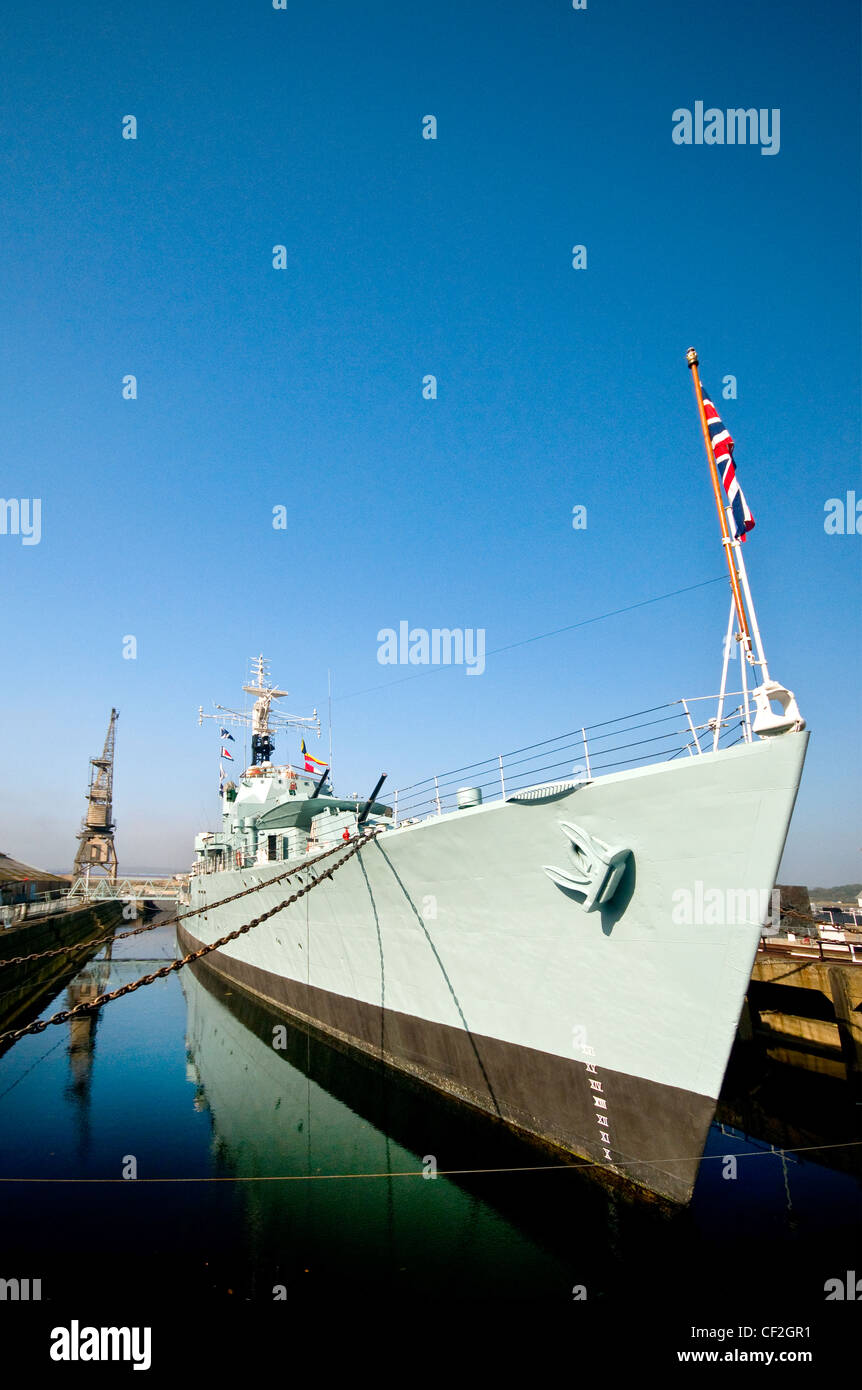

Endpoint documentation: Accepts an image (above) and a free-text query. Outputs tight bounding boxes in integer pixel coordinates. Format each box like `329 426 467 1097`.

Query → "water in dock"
0 916 859 1359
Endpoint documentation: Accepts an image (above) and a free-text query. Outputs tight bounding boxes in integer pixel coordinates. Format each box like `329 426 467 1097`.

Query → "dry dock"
745 935 862 1090
0 898 124 1040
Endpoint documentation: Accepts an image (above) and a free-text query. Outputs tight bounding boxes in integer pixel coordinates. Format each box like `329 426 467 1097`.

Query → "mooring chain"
1 913 173 969
0 829 383 1047
4 859 845 975
776 906 855 933
0 833 363 969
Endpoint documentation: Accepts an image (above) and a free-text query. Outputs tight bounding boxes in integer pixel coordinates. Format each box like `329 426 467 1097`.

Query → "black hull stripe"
177 922 715 1203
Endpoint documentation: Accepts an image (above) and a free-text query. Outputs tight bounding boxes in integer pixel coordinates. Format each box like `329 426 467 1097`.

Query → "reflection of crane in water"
64 950 113 1162
72 710 119 885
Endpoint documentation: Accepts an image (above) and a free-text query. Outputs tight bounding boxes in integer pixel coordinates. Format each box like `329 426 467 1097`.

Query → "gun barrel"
358 773 387 827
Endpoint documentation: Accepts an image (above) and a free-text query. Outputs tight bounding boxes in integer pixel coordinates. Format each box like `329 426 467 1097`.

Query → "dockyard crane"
72 709 119 884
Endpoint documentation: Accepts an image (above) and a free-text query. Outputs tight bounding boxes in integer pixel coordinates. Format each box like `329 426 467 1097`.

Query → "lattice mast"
72 709 119 882
199 655 321 767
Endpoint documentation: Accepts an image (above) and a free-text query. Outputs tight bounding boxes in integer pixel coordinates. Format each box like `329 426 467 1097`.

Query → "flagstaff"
685 348 804 740
686 347 752 656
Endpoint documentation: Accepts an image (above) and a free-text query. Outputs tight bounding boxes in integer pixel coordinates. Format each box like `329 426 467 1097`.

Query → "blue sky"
0 0 859 882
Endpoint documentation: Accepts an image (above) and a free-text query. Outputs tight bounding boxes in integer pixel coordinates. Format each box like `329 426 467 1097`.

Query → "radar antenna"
199 655 320 766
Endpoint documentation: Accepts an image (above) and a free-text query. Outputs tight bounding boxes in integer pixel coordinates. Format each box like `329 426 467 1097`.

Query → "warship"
178 351 808 1203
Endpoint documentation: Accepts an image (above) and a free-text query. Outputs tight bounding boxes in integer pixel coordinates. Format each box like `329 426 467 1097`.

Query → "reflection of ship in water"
182 949 862 1301
180 956 677 1300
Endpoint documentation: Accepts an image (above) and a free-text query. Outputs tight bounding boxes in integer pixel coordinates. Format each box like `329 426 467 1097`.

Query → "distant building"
810 899 862 930
0 852 69 906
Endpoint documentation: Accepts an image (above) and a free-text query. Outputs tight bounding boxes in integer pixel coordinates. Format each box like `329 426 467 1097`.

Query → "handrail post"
434 776 442 816
393 789 399 827
581 728 591 779
740 648 753 742
498 754 506 800
715 600 735 751
681 699 702 755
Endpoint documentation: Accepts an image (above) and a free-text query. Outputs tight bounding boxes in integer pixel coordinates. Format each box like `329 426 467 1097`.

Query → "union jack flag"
702 389 755 541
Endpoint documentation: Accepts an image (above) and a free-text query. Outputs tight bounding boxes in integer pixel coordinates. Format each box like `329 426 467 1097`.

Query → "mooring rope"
0 1138 859 1184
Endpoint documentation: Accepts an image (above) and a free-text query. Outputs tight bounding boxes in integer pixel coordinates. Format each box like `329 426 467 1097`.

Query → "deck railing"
391 693 751 827
758 934 861 964
0 886 75 927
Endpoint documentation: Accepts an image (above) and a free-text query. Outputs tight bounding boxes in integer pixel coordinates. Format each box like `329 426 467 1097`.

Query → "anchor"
543 820 630 912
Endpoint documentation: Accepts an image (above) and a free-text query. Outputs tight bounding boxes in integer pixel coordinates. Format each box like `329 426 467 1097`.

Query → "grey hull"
178 918 718 1202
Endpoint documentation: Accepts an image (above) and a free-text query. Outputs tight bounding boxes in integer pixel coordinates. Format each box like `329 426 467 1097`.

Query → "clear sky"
1 0 859 883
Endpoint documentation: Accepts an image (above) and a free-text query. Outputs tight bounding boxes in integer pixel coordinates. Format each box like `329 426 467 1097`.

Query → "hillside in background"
808 883 862 900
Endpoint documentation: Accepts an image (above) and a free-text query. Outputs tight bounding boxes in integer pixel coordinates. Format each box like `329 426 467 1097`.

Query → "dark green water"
0 920 859 1319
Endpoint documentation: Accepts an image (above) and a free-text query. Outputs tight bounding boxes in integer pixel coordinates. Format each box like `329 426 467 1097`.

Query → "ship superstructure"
196 656 391 871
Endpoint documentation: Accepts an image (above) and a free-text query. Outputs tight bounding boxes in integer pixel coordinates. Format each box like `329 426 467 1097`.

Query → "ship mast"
199 655 321 767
